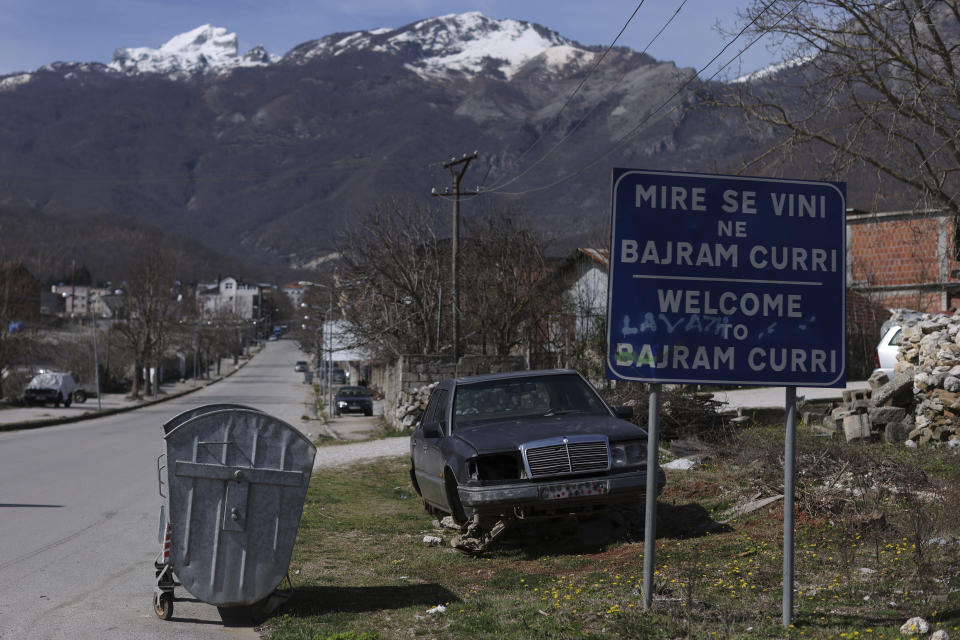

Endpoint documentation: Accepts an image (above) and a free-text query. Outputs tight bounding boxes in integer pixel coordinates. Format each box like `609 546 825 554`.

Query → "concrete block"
843 414 871 442
872 371 915 407
830 408 853 432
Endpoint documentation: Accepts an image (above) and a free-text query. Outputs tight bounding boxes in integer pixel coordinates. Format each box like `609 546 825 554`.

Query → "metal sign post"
783 386 797 625
642 383 661 609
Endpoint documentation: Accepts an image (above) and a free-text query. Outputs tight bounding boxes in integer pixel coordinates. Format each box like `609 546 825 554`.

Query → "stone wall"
373 354 525 430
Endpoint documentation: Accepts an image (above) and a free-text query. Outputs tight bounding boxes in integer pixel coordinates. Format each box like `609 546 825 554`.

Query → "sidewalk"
0 364 244 431
710 379 871 422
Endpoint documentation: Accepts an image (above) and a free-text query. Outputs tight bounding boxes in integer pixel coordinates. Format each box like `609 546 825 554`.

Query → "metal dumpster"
153 405 316 620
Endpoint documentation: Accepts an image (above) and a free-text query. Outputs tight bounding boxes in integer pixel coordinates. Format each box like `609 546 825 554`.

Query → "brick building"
847 209 960 312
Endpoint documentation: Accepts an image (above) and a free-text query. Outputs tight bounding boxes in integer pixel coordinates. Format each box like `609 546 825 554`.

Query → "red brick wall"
848 212 958 313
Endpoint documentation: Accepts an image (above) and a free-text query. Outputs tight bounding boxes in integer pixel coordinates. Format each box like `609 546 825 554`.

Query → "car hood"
451 415 648 454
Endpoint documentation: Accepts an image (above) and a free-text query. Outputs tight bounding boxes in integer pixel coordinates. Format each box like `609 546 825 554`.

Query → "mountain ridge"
0 13 900 283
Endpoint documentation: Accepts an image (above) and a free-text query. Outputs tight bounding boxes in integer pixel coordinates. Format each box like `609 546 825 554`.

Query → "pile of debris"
395 382 436 429
894 310 960 446
811 310 960 446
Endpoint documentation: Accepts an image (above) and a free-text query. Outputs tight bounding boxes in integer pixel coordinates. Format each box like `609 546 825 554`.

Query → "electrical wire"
484 0 799 198
504 1 648 170
484 0 690 193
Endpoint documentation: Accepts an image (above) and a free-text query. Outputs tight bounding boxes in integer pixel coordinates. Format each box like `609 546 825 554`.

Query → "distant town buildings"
50 285 112 317
196 276 262 320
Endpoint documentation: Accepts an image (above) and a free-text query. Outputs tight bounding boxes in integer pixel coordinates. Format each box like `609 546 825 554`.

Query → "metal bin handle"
157 454 168 498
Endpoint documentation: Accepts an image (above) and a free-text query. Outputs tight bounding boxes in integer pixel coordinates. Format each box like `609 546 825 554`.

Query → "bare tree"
337 200 447 359
723 0 960 221
461 210 556 356
114 249 179 398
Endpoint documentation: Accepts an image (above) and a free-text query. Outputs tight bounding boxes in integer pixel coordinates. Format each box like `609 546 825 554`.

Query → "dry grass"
263 425 960 640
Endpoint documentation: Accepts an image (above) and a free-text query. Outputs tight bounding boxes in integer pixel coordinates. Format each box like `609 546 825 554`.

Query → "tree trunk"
130 358 141 398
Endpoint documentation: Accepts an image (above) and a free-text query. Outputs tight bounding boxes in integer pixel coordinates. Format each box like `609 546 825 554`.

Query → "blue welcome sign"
606 169 846 387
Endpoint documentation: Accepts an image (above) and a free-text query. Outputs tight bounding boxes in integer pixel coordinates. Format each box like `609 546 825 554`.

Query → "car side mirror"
422 421 444 438
613 405 634 420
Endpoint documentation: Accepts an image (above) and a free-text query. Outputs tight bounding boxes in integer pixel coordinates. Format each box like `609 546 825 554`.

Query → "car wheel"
73 389 87 403
363 408 373 416
64 395 72 408
444 471 468 525
54 393 62 407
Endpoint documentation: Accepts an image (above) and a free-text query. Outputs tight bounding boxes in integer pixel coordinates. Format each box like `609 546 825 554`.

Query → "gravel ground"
312 437 408 469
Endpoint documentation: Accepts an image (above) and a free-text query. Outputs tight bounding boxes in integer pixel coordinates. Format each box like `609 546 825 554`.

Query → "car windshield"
452 374 608 429
338 388 366 398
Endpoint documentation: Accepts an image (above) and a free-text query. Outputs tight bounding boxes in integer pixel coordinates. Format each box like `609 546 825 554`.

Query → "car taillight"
875 352 880 368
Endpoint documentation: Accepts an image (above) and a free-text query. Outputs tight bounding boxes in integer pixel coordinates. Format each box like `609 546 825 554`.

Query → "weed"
265 426 960 640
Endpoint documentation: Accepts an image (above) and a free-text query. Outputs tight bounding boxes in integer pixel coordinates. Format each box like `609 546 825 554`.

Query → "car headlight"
337 400 348 408
610 440 646 469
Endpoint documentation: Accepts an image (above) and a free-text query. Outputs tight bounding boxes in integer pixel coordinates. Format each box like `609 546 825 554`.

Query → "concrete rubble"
809 310 960 447
395 382 437 428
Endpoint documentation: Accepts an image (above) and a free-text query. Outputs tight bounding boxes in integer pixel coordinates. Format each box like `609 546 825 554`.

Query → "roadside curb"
0 358 251 433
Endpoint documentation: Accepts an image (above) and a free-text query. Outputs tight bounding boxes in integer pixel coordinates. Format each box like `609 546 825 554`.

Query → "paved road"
0 339 324 640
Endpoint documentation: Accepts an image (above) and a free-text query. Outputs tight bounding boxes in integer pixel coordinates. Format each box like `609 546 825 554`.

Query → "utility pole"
432 151 479 362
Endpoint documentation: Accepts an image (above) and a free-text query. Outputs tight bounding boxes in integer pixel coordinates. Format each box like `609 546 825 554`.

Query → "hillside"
0 13 905 282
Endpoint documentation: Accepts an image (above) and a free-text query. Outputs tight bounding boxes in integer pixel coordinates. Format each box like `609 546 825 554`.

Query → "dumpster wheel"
153 592 173 620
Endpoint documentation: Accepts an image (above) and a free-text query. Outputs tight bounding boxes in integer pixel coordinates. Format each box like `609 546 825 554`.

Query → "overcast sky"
0 0 780 77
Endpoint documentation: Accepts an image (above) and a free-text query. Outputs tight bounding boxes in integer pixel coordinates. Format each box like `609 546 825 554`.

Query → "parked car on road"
24 372 77 407
319 366 347 384
334 386 374 416
294 360 309 372
409 369 665 552
874 325 902 375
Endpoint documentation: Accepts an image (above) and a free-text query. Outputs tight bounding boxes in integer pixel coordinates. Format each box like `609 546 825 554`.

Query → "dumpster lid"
163 404 264 435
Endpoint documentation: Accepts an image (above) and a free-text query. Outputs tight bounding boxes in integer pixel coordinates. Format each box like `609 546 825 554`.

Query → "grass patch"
264 426 960 639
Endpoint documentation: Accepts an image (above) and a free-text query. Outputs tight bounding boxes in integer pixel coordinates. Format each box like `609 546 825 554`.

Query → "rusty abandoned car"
409 369 665 552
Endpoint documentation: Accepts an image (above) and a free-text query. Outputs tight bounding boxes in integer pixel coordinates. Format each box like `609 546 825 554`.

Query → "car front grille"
522 437 609 478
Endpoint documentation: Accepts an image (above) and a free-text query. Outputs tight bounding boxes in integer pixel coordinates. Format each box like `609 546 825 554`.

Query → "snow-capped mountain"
0 11 845 280
286 12 590 80
109 24 276 77
51 13 594 81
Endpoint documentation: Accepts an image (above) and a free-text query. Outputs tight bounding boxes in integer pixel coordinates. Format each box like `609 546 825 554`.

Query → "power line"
505 1 648 168
484 0 690 193
484 0 797 198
